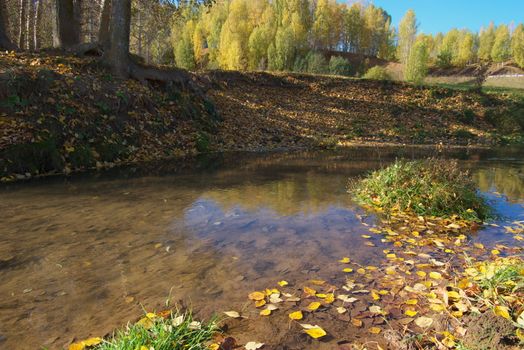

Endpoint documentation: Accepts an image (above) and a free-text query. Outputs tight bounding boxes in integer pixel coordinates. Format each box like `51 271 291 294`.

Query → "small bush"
350 159 491 221
362 66 391 81
328 56 351 76
306 52 329 74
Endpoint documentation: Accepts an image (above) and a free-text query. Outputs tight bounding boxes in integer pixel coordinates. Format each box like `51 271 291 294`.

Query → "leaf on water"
249 291 266 301
324 293 335 304
255 300 266 308
224 311 241 318
337 294 358 303
245 341 265 350
304 286 317 296
414 316 434 328
491 249 501 255
289 311 303 320
351 319 363 327
369 327 381 334
260 308 271 316
309 280 326 285
494 305 511 320
300 324 327 339
307 301 321 311
266 304 279 311
269 294 283 303
277 280 288 287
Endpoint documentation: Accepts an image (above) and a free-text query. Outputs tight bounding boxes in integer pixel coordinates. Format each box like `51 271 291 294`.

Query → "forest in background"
2 0 524 83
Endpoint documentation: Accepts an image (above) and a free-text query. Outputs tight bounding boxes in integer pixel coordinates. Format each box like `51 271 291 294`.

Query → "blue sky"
363 0 524 34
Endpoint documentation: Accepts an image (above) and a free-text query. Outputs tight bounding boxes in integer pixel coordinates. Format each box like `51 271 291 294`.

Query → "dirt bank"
1 52 523 180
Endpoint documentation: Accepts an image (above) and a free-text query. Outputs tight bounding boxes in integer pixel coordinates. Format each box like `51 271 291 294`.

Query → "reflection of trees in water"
473 165 524 202
202 172 354 216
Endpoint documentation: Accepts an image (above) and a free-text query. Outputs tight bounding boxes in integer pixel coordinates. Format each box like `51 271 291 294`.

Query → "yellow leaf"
474 243 485 249
371 291 380 300
307 302 321 311
260 308 271 316
361 235 371 239
405 299 418 305
429 271 442 280
324 293 335 304
309 279 325 285
369 327 381 334
248 291 265 301
405 309 418 317
303 327 326 339
357 268 366 274
386 253 396 259
68 343 85 350
208 344 220 350
339 257 351 263
277 280 288 287
289 311 303 320
304 286 317 296
494 305 511 320
255 300 266 308
343 268 353 273
430 303 446 312
416 271 427 278
491 249 500 255
351 319 363 327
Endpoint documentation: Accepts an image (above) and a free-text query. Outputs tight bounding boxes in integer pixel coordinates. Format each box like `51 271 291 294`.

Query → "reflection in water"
0 146 523 349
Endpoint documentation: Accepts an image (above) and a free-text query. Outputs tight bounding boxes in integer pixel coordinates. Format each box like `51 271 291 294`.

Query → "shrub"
306 52 329 74
328 56 351 76
362 66 392 81
350 159 491 221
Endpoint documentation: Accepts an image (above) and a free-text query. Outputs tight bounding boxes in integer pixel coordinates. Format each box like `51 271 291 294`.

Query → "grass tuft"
350 159 491 221
93 311 218 350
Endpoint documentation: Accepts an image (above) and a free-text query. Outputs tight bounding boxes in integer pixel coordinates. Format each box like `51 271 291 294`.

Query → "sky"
363 0 524 34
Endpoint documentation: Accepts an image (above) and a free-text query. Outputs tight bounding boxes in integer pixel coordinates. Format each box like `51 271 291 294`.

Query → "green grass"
92 311 218 350
350 159 491 221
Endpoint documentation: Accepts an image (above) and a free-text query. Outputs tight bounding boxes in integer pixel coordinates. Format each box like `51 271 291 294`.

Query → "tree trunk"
27 0 35 50
105 0 130 77
18 0 27 49
98 0 111 47
53 0 80 48
0 0 17 50
34 0 41 50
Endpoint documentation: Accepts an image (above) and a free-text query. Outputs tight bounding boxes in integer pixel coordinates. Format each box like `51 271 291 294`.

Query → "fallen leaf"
289 311 303 320
249 291 265 301
224 311 241 318
245 341 264 350
307 301 321 311
414 316 434 328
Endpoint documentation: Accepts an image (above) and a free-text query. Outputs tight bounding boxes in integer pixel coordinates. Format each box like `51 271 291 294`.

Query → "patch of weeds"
81 311 218 350
429 87 453 100
459 109 476 125
195 132 211 153
2 94 29 110
349 159 491 221
68 144 95 169
453 129 475 139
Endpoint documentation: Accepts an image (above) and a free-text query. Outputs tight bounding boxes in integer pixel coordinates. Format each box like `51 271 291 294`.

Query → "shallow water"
0 146 523 349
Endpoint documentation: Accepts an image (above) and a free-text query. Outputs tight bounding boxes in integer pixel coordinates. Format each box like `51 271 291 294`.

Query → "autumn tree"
491 24 511 63
511 23 524 68
398 9 417 64
478 22 495 61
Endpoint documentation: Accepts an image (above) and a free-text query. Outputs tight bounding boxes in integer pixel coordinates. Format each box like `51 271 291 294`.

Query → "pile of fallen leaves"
225 215 524 349
0 52 219 180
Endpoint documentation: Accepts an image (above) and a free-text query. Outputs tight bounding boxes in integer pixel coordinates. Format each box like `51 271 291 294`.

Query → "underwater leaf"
300 324 327 339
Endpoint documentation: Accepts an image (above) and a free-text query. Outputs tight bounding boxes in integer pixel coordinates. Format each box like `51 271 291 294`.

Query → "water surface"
1 146 523 349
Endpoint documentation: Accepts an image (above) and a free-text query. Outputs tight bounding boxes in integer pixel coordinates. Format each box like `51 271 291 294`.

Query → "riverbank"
1 52 523 181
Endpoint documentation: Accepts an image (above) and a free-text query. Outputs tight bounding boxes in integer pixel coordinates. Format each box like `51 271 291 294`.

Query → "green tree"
329 56 351 76
405 39 428 83
491 24 511 62
455 31 476 67
511 23 524 68
398 9 418 64
437 29 459 67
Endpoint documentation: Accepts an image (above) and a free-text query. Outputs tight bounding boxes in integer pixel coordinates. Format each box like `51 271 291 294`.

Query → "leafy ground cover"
2 52 524 181
350 159 491 221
